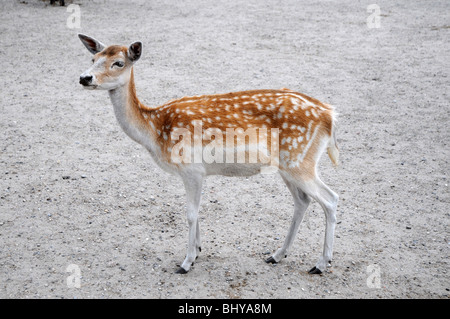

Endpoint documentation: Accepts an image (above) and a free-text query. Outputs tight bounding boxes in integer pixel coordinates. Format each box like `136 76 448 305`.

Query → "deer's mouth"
79 75 98 89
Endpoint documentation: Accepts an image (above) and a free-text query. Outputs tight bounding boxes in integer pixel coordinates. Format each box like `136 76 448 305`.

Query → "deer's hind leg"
267 167 338 275
296 174 338 274
266 172 311 264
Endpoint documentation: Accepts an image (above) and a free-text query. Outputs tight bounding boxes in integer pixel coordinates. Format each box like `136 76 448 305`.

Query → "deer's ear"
128 42 142 62
78 34 106 55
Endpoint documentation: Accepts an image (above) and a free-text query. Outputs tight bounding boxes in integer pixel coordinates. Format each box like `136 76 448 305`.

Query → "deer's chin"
81 84 98 90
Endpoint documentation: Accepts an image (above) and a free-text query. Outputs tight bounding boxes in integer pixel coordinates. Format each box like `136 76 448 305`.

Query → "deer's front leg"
176 174 203 274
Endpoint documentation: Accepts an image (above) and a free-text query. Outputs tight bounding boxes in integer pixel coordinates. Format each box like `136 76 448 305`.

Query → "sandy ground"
0 0 448 299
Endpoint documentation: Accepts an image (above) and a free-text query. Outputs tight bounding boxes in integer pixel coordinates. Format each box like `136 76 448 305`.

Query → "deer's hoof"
265 256 278 264
175 267 188 274
308 266 323 275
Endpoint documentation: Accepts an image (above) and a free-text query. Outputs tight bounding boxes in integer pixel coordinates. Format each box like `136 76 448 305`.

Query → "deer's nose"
79 75 93 86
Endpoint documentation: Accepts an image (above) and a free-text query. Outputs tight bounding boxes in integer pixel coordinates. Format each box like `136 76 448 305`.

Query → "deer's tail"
327 108 339 167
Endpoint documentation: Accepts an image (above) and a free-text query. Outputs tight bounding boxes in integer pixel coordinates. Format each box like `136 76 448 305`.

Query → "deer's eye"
112 61 125 68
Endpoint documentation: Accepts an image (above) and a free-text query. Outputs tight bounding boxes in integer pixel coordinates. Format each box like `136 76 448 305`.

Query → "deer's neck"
108 67 159 154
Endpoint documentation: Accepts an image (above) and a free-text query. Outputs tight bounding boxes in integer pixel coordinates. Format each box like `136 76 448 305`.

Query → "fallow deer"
78 34 339 274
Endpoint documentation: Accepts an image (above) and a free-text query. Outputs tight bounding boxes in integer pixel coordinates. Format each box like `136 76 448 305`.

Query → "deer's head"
78 34 142 90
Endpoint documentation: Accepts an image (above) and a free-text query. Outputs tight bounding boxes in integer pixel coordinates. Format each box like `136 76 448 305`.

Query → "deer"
50 0 65 6
78 34 339 275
